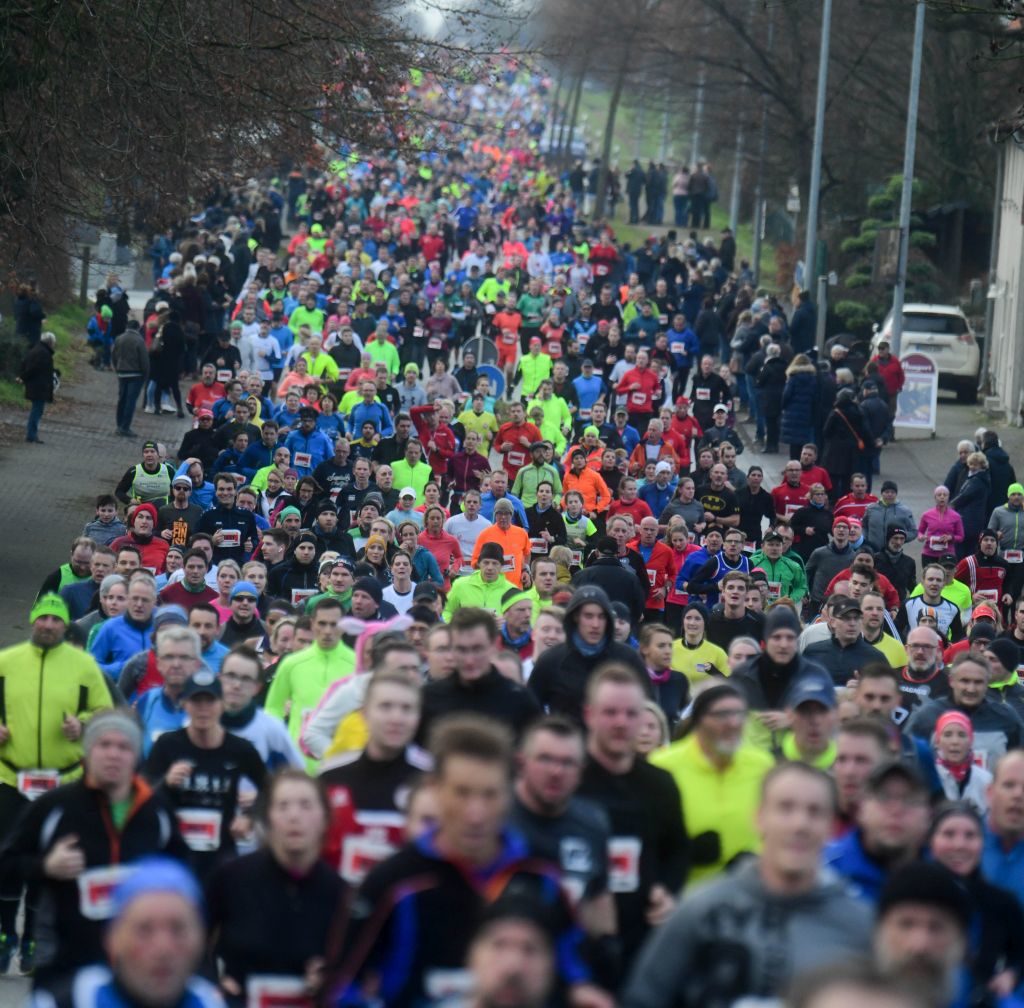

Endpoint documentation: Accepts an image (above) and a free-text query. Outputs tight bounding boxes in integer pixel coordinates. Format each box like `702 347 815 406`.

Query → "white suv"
871 304 980 403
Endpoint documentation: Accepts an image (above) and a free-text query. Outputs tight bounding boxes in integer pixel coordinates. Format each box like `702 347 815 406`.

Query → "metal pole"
751 5 774 287
79 247 90 308
979 143 1004 395
889 0 926 358
805 0 832 347
816 274 829 351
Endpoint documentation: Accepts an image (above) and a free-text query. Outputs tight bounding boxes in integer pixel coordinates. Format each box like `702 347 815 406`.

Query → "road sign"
478 364 505 399
894 351 938 435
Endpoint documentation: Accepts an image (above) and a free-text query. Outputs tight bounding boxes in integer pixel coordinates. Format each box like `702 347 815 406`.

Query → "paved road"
0 353 190 647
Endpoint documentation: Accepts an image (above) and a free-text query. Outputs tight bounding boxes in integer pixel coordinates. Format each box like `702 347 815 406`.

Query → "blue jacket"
639 480 674 517
89 614 154 681
347 401 394 438
238 442 275 481
135 688 187 756
983 825 1024 911
667 326 700 369
781 367 818 446
284 429 334 477
480 491 529 528
823 828 887 903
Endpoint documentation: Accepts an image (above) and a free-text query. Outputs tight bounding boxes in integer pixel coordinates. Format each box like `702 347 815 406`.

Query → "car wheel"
955 377 978 404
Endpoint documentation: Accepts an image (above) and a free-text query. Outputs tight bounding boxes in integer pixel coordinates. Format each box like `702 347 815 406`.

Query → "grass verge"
0 303 91 407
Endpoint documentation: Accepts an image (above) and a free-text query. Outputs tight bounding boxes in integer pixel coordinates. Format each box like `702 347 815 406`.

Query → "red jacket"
668 414 703 468
497 421 543 478
410 405 456 476
615 368 661 415
872 354 906 398
628 538 676 611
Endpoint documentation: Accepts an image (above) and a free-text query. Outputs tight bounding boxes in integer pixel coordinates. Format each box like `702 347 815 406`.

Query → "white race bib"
570 549 583 566
176 808 222 852
530 538 548 554
216 369 233 383
507 451 525 467
246 975 310 1008
670 342 684 355
502 554 515 573
16 769 59 801
696 388 710 400
1006 550 1023 564
608 836 641 893
428 336 443 350
78 865 135 921
220 529 241 548
291 589 317 607
340 835 397 886
646 568 657 587
631 392 647 406
768 580 782 601
929 535 946 551
293 452 312 469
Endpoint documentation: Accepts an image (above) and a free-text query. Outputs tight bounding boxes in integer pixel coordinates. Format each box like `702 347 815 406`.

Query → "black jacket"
19 340 54 402
872 548 916 601
803 634 888 686
529 585 649 721
416 668 539 744
0 777 188 980
573 554 647 622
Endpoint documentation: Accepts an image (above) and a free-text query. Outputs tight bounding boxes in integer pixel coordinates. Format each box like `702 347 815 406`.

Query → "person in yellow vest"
649 682 772 882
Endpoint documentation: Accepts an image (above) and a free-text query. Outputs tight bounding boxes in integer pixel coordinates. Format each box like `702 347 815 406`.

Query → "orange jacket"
470 524 531 585
562 468 612 514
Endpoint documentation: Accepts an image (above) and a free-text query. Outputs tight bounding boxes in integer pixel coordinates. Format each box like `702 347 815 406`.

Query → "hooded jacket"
528 585 649 721
985 445 1017 515
780 362 817 445
862 500 917 552
621 859 872 1008
572 554 647 622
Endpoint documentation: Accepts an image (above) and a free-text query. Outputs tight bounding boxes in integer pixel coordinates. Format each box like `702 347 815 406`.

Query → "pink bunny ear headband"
339 613 413 674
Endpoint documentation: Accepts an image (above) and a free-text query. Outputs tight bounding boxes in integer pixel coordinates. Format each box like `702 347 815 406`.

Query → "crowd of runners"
6 64 1024 1008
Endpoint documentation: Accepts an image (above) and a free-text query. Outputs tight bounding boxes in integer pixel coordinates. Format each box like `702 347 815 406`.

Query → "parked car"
871 303 980 402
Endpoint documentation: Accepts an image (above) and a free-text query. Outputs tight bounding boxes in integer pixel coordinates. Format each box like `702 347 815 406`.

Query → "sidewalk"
0 355 190 646
733 393 1021 562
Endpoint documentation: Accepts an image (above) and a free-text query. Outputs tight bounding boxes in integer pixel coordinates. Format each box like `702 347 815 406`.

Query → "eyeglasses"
222 671 259 686
158 653 195 663
705 708 746 721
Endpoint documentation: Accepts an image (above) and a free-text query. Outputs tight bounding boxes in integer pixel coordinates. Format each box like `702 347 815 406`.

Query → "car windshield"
902 313 967 336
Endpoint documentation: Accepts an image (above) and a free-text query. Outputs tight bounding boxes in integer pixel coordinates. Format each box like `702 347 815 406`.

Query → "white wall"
990 141 1024 424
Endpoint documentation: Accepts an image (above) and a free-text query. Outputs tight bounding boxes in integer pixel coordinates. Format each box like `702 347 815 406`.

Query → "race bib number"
576 332 589 348
768 580 782 601
247 975 311 1008
785 503 802 516
428 336 443 350
977 589 999 603
485 303 497 315
176 808 223 852
507 451 525 467
78 865 134 921
743 543 755 554
530 538 548 554
171 519 190 547
608 836 641 893
502 554 515 573
291 589 317 607
220 528 241 548
340 835 397 886
570 549 583 567
216 369 233 383
646 568 657 587
293 452 312 469
595 264 609 276
631 392 648 406
547 342 562 357
501 330 517 345
929 536 946 551
337 368 351 382
413 325 424 339
696 388 710 400
670 342 685 355
658 314 668 326
578 408 591 420
16 769 59 801
1006 550 1023 564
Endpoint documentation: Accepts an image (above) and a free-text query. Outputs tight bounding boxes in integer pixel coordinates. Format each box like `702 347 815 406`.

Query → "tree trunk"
562 63 588 167
593 52 629 219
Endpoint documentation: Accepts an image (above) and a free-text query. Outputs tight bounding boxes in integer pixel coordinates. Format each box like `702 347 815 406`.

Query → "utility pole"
889 0 926 358
691 65 705 165
805 0 832 339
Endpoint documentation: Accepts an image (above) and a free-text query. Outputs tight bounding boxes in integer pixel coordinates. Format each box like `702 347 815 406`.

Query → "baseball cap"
230 580 259 600
614 406 627 415
784 675 837 710
142 440 159 452
413 582 443 603
832 596 862 618
763 530 784 543
712 404 729 414
865 760 927 797
972 603 998 623
399 487 417 499
674 396 690 407
181 668 222 701
197 408 214 419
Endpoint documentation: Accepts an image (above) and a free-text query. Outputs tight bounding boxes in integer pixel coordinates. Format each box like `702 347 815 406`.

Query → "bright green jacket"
365 338 401 377
476 277 513 304
265 641 355 770
443 571 509 620
519 354 553 398
0 641 112 788
390 459 433 505
748 552 807 602
512 463 562 508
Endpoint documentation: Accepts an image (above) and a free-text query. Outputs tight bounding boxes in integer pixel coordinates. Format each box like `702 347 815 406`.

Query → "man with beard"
824 762 931 903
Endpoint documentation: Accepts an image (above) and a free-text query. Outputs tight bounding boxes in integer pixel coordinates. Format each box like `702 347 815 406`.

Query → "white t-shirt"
444 513 493 562
382 583 416 615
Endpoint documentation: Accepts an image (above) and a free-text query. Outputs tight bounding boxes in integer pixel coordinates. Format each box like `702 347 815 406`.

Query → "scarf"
572 630 604 657
647 665 671 684
935 710 974 783
501 624 532 650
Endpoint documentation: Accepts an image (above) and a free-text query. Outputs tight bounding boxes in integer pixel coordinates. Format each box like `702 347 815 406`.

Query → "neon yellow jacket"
650 733 773 882
519 354 553 398
0 641 112 788
443 571 509 620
